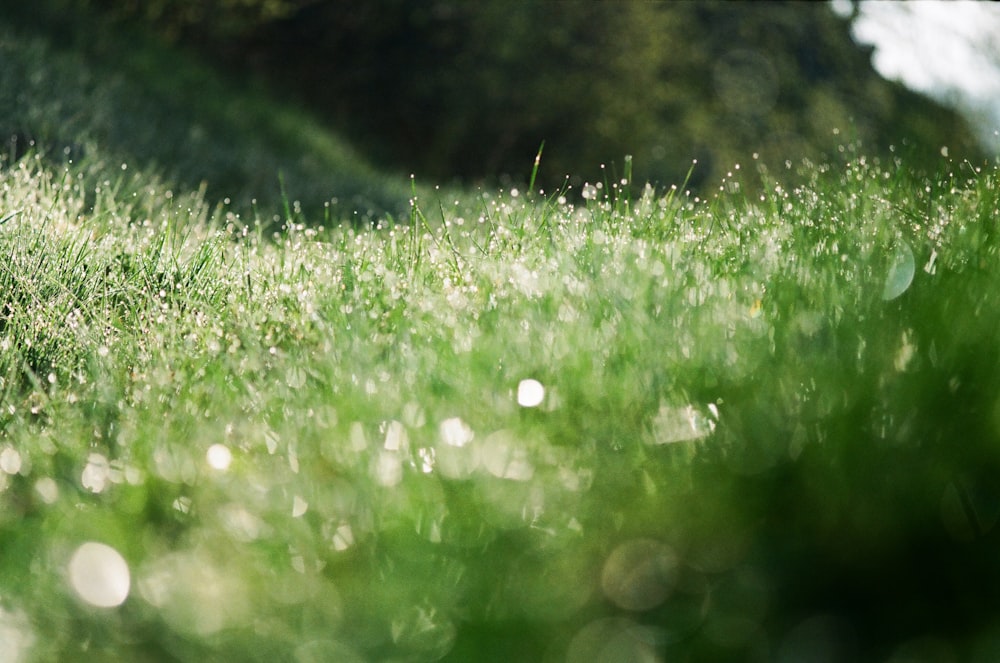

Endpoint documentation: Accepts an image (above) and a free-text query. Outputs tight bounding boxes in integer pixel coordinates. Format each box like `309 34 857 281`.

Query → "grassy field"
4 6 1000 663
2 140 1000 662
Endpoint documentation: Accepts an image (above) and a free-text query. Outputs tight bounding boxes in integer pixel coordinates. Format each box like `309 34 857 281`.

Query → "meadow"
2 139 1000 662
4 5 1000 662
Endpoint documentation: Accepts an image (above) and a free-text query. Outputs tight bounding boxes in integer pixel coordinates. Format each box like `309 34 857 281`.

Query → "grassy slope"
0 3 413 222
3 7 1000 663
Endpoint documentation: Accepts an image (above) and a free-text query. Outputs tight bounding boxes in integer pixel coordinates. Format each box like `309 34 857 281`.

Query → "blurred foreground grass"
1 142 1000 661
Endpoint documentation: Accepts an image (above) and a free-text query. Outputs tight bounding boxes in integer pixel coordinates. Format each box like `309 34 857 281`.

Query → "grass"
0 2 413 222
1 137 1000 662
4 5 1000 662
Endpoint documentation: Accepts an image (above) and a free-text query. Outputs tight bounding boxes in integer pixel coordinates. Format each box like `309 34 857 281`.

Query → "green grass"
4 5 1000 661
2 140 1000 662
0 4 413 222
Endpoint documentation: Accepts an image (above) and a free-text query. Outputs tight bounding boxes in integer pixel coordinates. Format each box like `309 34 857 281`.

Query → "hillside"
0 2 413 222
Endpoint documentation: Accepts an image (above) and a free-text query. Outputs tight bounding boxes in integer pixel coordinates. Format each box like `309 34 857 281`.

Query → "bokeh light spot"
138 550 248 636
481 430 534 481
567 617 664 663
206 444 233 471
34 477 59 504
383 419 407 451
81 453 110 493
68 542 130 608
374 450 403 486
439 417 474 448
0 447 22 474
601 538 679 611
517 379 545 407
0 605 35 662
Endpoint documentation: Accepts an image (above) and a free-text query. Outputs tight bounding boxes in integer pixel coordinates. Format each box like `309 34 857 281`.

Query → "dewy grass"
1 146 1000 662
0 10 412 221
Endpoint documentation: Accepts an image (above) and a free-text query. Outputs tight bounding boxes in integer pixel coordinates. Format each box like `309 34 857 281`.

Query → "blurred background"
4 0 997 199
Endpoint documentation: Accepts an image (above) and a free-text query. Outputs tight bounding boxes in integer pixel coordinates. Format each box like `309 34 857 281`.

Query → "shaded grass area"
0 2 413 222
0 142 999 660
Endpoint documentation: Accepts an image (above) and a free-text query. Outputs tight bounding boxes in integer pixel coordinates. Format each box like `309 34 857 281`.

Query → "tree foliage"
49 0 988 192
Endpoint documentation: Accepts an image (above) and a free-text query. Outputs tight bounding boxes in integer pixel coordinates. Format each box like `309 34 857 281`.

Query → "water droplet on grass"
206 444 232 471
882 241 914 300
68 542 131 608
327 522 355 551
517 379 545 408
383 420 408 451
293 495 309 517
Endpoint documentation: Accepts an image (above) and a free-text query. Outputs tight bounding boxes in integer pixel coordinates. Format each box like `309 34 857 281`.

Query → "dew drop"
383 420 408 451
293 495 309 518
329 523 355 551
206 444 232 471
517 379 545 408
882 240 914 301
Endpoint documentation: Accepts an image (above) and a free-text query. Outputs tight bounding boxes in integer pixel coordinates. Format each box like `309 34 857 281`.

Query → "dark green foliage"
47 0 986 194
0 0 412 220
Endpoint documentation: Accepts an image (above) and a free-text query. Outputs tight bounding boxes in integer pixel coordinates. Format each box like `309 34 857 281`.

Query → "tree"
37 0 991 193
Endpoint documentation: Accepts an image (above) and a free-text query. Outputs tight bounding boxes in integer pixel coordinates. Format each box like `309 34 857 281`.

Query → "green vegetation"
48 0 986 193
0 3 412 221
3 2 1000 662
3 140 1000 660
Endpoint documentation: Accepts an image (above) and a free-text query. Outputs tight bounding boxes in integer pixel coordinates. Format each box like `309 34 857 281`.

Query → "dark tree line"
32 0 990 192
